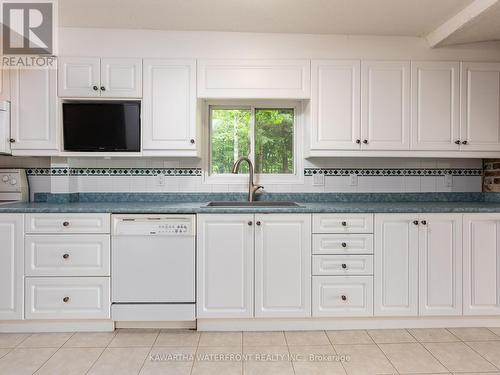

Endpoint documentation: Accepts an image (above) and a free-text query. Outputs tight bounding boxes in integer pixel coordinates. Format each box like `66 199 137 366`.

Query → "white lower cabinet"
375 214 463 317
254 214 311 317
25 277 110 320
463 214 500 315
197 214 312 319
0 214 24 320
313 276 373 317
374 214 419 316
419 214 462 316
197 215 254 318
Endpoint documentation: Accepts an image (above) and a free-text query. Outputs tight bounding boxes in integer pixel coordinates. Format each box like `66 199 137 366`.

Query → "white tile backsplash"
11 156 484 196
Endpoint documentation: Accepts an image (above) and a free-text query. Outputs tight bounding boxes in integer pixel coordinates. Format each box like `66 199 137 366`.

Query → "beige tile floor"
0 328 499 374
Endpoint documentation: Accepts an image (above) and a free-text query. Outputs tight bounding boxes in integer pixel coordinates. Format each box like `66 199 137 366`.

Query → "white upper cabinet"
58 57 100 97
10 67 58 154
310 60 361 150
0 214 24 320
361 61 410 150
197 214 254 318
100 58 142 98
142 59 197 155
58 57 142 98
411 61 460 151
463 214 500 315
374 214 419 316
197 59 310 99
461 62 500 151
418 214 462 316
254 214 311 318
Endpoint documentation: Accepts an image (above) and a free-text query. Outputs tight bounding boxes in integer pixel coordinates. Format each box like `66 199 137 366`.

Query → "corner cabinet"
0 214 24 320
58 57 142 98
463 214 500 315
10 67 58 155
254 214 311 317
142 59 198 156
461 62 500 151
197 214 312 319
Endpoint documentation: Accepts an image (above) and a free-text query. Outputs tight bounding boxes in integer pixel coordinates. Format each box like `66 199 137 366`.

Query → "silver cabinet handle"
63 297 70 303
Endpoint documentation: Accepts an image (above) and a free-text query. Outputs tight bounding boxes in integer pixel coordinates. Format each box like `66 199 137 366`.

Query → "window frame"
202 99 304 185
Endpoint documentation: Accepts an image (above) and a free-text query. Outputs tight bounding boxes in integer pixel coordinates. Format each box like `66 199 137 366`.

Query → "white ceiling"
58 0 500 46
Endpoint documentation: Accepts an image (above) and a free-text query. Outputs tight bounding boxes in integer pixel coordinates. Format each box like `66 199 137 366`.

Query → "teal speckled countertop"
1 192 500 213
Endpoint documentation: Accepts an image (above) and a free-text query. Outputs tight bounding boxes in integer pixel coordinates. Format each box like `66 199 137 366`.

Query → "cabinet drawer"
25 214 110 234
25 235 110 277
313 234 373 255
25 277 110 320
313 214 373 233
313 255 373 276
312 276 373 317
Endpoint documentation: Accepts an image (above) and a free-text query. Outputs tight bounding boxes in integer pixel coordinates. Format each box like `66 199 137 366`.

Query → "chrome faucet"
232 157 264 202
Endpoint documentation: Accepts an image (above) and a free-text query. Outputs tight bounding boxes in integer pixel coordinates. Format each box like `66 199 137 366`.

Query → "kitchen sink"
204 201 301 207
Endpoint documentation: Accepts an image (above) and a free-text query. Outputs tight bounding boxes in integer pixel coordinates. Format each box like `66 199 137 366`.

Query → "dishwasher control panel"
112 215 195 236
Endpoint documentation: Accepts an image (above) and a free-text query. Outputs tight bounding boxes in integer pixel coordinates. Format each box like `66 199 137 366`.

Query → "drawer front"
25 235 110 277
25 277 110 320
313 255 373 276
26 214 111 234
312 276 373 317
313 234 373 255
313 214 373 234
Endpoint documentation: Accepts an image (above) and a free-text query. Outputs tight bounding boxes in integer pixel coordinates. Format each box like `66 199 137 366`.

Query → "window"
206 101 301 183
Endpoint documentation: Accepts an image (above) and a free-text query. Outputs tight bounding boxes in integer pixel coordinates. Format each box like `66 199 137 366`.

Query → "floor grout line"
372 330 403 375
32 332 75 375
461 339 500 372
325 329 348 375
406 329 451 374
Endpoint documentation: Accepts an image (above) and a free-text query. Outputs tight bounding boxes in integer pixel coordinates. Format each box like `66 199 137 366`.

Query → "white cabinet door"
411 61 460 150
0 68 10 101
197 214 254 318
361 61 410 150
58 57 100 97
10 67 58 153
142 59 197 153
463 214 500 315
461 62 500 151
311 60 361 150
374 214 419 316
0 214 24 320
100 58 142 98
419 214 462 316
254 214 311 317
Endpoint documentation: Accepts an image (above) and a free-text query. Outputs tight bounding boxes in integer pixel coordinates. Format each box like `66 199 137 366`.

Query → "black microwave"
63 101 141 152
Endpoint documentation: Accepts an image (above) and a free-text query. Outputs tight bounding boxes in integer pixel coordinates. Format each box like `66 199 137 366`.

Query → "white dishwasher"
111 215 195 321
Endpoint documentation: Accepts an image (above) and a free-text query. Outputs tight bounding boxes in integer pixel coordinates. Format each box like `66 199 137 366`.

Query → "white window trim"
202 99 304 185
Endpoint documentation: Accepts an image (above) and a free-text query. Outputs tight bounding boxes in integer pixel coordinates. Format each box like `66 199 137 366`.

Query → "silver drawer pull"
341 295 347 302
63 296 70 303
62 221 70 227
341 263 347 269
341 221 347 227
62 253 70 259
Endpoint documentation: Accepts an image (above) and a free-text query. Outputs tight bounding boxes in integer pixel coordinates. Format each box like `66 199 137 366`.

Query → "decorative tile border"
304 168 483 177
26 167 202 177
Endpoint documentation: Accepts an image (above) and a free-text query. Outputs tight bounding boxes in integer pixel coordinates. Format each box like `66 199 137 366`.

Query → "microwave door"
0 101 11 155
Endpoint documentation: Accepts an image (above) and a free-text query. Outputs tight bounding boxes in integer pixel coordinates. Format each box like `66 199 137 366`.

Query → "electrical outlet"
313 173 325 186
349 174 358 186
444 174 453 188
156 174 165 186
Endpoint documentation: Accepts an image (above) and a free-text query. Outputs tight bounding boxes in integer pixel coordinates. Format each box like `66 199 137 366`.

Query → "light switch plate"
444 174 453 188
313 173 325 186
349 174 358 186
156 174 165 186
